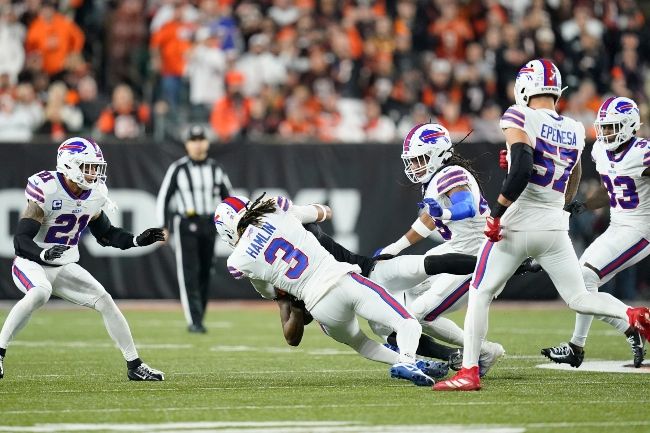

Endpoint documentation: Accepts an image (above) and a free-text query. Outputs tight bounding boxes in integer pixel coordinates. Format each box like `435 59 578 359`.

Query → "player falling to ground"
216 195 434 386
0 137 165 381
434 59 650 391
542 96 650 368
374 123 505 377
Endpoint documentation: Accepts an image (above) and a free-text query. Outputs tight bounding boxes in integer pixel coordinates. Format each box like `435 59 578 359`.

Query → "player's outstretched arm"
276 291 305 346
374 213 436 257
88 211 165 250
564 157 582 205
14 201 69 264
288 203 331 223
565 183 610 215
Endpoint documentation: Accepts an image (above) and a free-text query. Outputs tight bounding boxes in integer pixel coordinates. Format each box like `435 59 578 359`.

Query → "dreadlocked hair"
236 193 277 237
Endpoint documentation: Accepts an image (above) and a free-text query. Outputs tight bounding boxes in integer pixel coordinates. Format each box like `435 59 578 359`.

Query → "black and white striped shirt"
156 156 232 228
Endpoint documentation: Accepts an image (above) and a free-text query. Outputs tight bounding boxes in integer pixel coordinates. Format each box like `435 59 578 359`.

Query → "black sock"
387 332 459 361
0 347 5 357
127 358 142 369
424 253 477 276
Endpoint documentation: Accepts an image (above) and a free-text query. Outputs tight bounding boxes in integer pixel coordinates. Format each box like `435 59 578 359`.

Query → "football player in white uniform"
542 96 650 368
374 123 505 376
434 59 650 391
215 194 435 386
0 137 165 381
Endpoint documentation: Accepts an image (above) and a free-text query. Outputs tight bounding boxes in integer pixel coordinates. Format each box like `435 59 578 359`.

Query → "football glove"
418 198 443 218
484 216 503 242
135 228 165 246
564 200 587 216
43 245 70 261
499 149 508 170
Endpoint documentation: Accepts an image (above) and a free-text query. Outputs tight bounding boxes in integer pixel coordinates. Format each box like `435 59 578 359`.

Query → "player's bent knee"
93 292 118 313
581 264 600 292
409 298 431 322
27 286 51 309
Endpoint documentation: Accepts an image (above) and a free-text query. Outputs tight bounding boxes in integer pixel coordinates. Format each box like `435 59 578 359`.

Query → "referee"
157 125 232 333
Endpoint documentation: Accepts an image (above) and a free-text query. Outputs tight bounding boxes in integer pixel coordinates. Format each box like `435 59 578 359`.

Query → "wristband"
133 236 139 247
411 219 434 238
314 204 328 222
382 236 411 255
490 202 508 218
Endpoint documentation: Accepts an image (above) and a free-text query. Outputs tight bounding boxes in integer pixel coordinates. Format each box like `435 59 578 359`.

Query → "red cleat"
627 307 650 341
432 366 481 391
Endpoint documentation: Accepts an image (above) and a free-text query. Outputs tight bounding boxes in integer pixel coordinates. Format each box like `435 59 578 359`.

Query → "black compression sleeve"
387 332 459 360
500 143 533 203
88 211 135 250
14 218 45 263
304 223 376 277
424 253 477 275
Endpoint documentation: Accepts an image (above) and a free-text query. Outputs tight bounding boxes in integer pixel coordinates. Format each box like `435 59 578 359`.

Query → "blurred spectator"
185 26 227 121
25 0 84 78
0 5 26 84
562 80 599 140
0 93 34 142
14 81 44 129
363 98 395 143
97 84 150 139
36 81 82 141
439 100 472 141
77 75 106 131
268 0 299 27
236 33 287 97
105 0 148 90
209 70 253 142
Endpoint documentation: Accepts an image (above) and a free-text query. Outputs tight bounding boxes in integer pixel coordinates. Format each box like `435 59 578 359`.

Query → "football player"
216 195 434 386
542 96 650 368
1 137 165 381
374 123 505 376
434 59 650 391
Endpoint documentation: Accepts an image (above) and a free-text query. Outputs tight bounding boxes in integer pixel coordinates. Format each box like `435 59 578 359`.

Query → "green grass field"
0 301 648 433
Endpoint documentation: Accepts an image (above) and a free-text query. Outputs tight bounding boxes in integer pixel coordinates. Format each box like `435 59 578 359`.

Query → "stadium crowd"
0 0 648 144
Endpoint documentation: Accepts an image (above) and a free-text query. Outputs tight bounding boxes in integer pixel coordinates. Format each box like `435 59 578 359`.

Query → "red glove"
484 216 503 242
499 149 508 170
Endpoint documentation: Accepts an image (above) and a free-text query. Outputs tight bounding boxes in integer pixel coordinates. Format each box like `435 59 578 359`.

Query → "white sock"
600 316 631 334
395 319 422 364
0 286 50 349
571 266 598 347
94 294 139 361
462 288 493 369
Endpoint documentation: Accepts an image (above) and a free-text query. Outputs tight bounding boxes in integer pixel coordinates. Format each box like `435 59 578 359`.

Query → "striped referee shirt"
156 156 232 229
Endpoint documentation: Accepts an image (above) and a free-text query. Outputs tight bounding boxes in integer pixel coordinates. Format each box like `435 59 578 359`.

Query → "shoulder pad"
500 105 527 130
25 171 58 205
432 166 470 195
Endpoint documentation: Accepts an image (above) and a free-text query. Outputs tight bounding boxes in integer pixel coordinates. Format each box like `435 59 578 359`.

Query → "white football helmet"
56 137 107 190
401 123 453 184
594 96 641 151
214 196 250 247
514 59 564 107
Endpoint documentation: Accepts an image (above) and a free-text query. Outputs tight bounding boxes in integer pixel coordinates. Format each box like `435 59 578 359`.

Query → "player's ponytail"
236 193 277 237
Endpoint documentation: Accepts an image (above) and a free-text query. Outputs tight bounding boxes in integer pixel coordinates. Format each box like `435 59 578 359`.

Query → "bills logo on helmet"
58 140 87 155
614 101 635 114
419 129 448 144
214 213 223 226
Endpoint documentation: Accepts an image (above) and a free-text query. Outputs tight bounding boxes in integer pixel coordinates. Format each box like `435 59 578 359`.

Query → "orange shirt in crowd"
150 21 193 77
210 96 253 142
25 13 85 75
97 104 150 137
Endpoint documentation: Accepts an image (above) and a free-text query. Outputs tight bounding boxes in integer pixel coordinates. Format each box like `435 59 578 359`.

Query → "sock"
94 294 139 361
127 358 142 369
0 347 5 357
462 287 493 369
394 319 422 364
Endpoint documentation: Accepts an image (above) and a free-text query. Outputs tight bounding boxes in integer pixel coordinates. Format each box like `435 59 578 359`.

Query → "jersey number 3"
264 238 309 279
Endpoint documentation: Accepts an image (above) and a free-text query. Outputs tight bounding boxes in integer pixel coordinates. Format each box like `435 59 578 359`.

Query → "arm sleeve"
288 204 324 223
445 190 476 221
500 142 534 202
13 218 45 264
156 163 179 228
88 211 135 250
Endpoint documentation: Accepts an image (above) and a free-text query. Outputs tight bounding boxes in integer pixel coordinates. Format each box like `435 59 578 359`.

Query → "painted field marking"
536 360 650 374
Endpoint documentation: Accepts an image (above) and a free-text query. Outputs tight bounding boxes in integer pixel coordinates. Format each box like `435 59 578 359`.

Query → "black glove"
514 257 543 275
43 245 70 261
135 228 165 246
564 200 586 216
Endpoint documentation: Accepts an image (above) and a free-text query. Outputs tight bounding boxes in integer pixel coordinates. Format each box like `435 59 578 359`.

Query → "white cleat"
479 342 505 377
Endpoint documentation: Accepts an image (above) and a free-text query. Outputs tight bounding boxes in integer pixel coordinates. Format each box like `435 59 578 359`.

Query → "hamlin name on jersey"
499 105 586 231
227 203 359 310
25 170 107 265
422 165 489 255
592 137 650 232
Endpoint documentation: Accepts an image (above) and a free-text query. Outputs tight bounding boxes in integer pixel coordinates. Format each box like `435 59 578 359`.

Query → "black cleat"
541 342 584 368
627 330 646 368
127 363 164 381
188 324 207 333
0 355 4 379
448 349 462 371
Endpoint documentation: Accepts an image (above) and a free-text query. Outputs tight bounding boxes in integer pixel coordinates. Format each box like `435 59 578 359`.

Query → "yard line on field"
4 400 650 415
490 328 619 336
10 341 193 350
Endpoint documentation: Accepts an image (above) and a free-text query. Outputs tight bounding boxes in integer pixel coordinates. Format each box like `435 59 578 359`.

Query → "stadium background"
0 0 649 301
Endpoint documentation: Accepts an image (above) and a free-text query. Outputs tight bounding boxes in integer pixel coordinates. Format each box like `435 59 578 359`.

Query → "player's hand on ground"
418 198 443 217
135 228 166 246
564 200 586 216
484 216 503 242
499 149 508 170
43 245 70 261
514 257 542 275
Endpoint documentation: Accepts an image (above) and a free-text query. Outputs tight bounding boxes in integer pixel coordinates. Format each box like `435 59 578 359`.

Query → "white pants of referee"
462 230 631 369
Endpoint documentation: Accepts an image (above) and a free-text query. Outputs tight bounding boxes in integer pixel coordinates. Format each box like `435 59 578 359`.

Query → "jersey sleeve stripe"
227 266 244 279
27 181 43 195
25 187 44 203
643 152 650 166
500 116 524 128
436 170 465 185
437 175 469 193
505 108 525 121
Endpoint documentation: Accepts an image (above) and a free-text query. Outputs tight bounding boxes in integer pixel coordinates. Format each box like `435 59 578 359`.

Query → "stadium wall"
0 141 608 300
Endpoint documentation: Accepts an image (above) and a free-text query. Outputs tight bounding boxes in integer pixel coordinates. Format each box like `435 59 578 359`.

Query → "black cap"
187 125 206 141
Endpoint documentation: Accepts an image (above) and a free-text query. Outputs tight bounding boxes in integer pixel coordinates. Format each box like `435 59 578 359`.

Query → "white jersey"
422 165 489 255
24 170 107 265
227 205 359 310
592 137 650 233
499 105 586 231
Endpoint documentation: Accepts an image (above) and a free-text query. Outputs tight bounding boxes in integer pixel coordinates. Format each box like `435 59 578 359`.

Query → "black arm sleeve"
88 211 135 250
424 253 477 276
14 218 45 264
500 143 534 202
